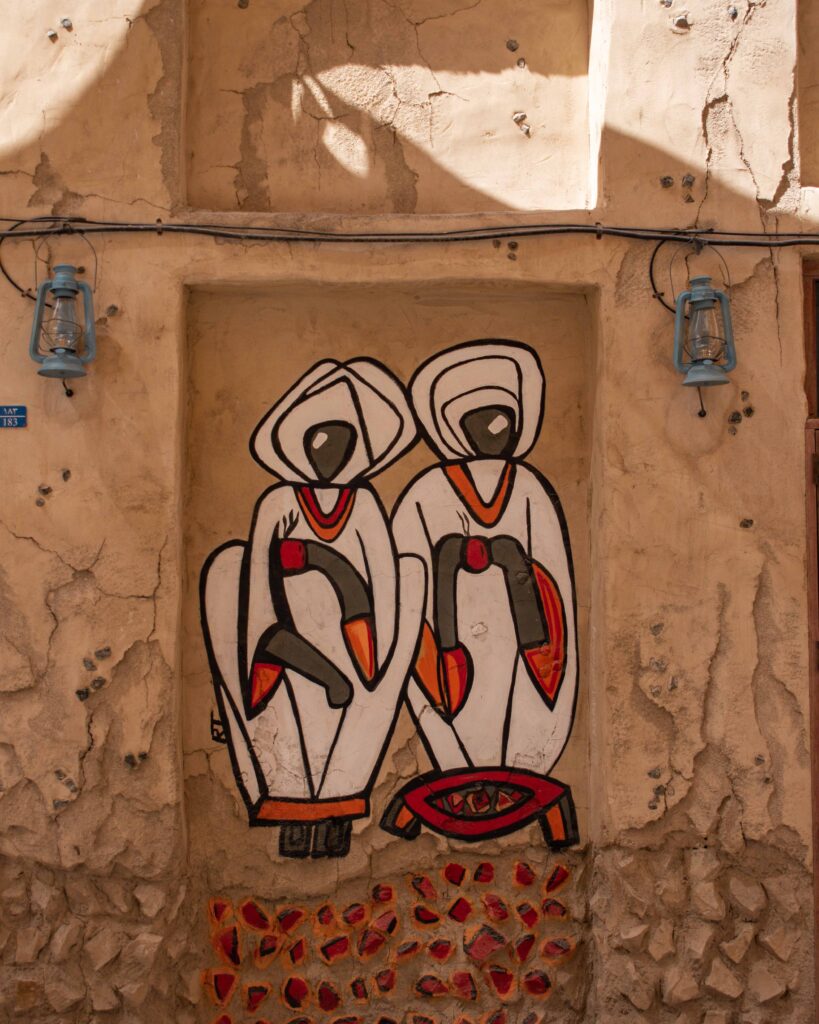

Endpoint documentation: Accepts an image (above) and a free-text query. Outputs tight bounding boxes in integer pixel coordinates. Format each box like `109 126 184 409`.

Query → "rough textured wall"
0 1 815 1023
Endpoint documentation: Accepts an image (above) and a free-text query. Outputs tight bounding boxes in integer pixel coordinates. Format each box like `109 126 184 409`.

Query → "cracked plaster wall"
0 0 816 1022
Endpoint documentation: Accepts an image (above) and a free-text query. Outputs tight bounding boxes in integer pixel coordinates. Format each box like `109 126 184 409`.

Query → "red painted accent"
517 902 538 928
444 862 466 886
239 898 270 931
487 965 514 997
514 934 536 963
283 977 309 1009
320 936 349 962
474 862 494 883
249 661 283 709
451 970 478 1001
278 908 305 933
481 893 509 922
416 975 448 997
342 903 367 926
448 897 472 923
464 537 490 572
401 768 568 839
279 539 307 571
428 939 453 962
526 563 567 706
357 928 385 958
463 925 506 964
375 968 396 993
545 865 570 893
318 982 340 1012
411 876 436 900
439 646 470 717
514 862 536 886
413 905 440 925
298 486 353 526
523 970 552 997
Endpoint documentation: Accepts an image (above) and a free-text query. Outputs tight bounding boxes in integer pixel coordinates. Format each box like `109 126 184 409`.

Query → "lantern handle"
28 278 53 364
717 289 736 372
672 289 692 372
77 279 97 365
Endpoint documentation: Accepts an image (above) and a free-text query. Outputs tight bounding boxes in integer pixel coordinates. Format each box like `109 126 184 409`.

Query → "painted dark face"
304 421 357 482
460 405 518 458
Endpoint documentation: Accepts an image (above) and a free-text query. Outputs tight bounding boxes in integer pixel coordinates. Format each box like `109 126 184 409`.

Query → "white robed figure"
383 341 579 848
201 358 424 858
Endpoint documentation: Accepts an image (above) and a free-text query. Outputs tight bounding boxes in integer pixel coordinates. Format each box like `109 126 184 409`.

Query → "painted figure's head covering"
410 340 545 461
251 358 416 484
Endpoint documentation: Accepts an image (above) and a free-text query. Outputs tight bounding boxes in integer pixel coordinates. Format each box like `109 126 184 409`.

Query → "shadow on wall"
0 0 787 230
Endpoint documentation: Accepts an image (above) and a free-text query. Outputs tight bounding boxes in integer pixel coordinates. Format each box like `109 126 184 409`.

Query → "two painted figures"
200 342 579 859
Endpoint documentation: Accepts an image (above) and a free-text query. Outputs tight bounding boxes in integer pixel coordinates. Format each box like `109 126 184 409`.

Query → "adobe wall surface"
0 2 815 1023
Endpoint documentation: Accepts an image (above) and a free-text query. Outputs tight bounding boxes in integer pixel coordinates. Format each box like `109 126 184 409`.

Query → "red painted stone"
444 862 466 886
372 910 398 934
209 898 233 925
545 865 570 893
412 876 437 900
278 908 305 933
288 938 307 965
316 905 336 927
448 897 473 923
487 965 514 997
255 932 280 968
416 975 448 997
541 898 567 917
375 968 396 993
396 940 420 959
517 902 539 927
283 977 309 1009
428 939 453 962
542 937 574 960
320 936 350 962
514 862 536 886
523 970 552 997
481 893 509 921
372 884 394 903
357 928 386 958
463 925 506 964
332 1017 360 1024
414 905 440 925
473 862 494 883
239 899 270 931
211 971 237 1006
284 1018 313 1024
514 934 536 963
342 903 368 926
350 977 368 1001
212 1015 232 1024
216 926 241 966
246 983 271 1011
318 982 341 1012
377 1018 399 1024
450 970 477 1001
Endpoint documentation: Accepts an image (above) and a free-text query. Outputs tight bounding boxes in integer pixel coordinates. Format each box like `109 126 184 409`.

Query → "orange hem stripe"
255 797 368 822
444 462 514 527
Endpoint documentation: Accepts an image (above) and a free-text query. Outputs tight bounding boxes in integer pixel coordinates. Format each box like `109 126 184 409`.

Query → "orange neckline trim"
444 462 515 527
296 487 356 542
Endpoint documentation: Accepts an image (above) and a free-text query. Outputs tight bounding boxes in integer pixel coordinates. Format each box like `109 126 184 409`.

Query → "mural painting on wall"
200 341 578 860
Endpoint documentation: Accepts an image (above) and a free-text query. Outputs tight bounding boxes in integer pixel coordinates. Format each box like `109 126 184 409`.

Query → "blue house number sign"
0 406 27 428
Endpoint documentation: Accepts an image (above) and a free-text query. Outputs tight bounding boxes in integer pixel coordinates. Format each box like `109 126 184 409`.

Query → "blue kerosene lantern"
673 275 736 387
29 264 96 379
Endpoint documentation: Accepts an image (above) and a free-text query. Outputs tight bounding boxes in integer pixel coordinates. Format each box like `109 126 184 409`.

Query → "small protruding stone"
747 961 786 1003
660 176 674 188
82 657 96 671
88 976 120 1011
662 964 700 1005
45 967 85 1012
621 959 655 1011
758 923 796 962
120 931 163 970
84 926 124 971
618 919 650 952
647 920 675 962
704 957 743 1000
685 921 715 962
682 173 695 187
727 872 766 919
506 39 519 51
763 876 801 918
687 848 720 882
49 917 84 962
720 922 754 963
692 881 725 921
61 468 71 481
134 884 165 919
15 924 51 963
94 646 112 660
702 1011 731 1024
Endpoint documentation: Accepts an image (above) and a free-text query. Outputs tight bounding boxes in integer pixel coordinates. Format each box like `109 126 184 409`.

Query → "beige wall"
0 0 816 1021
